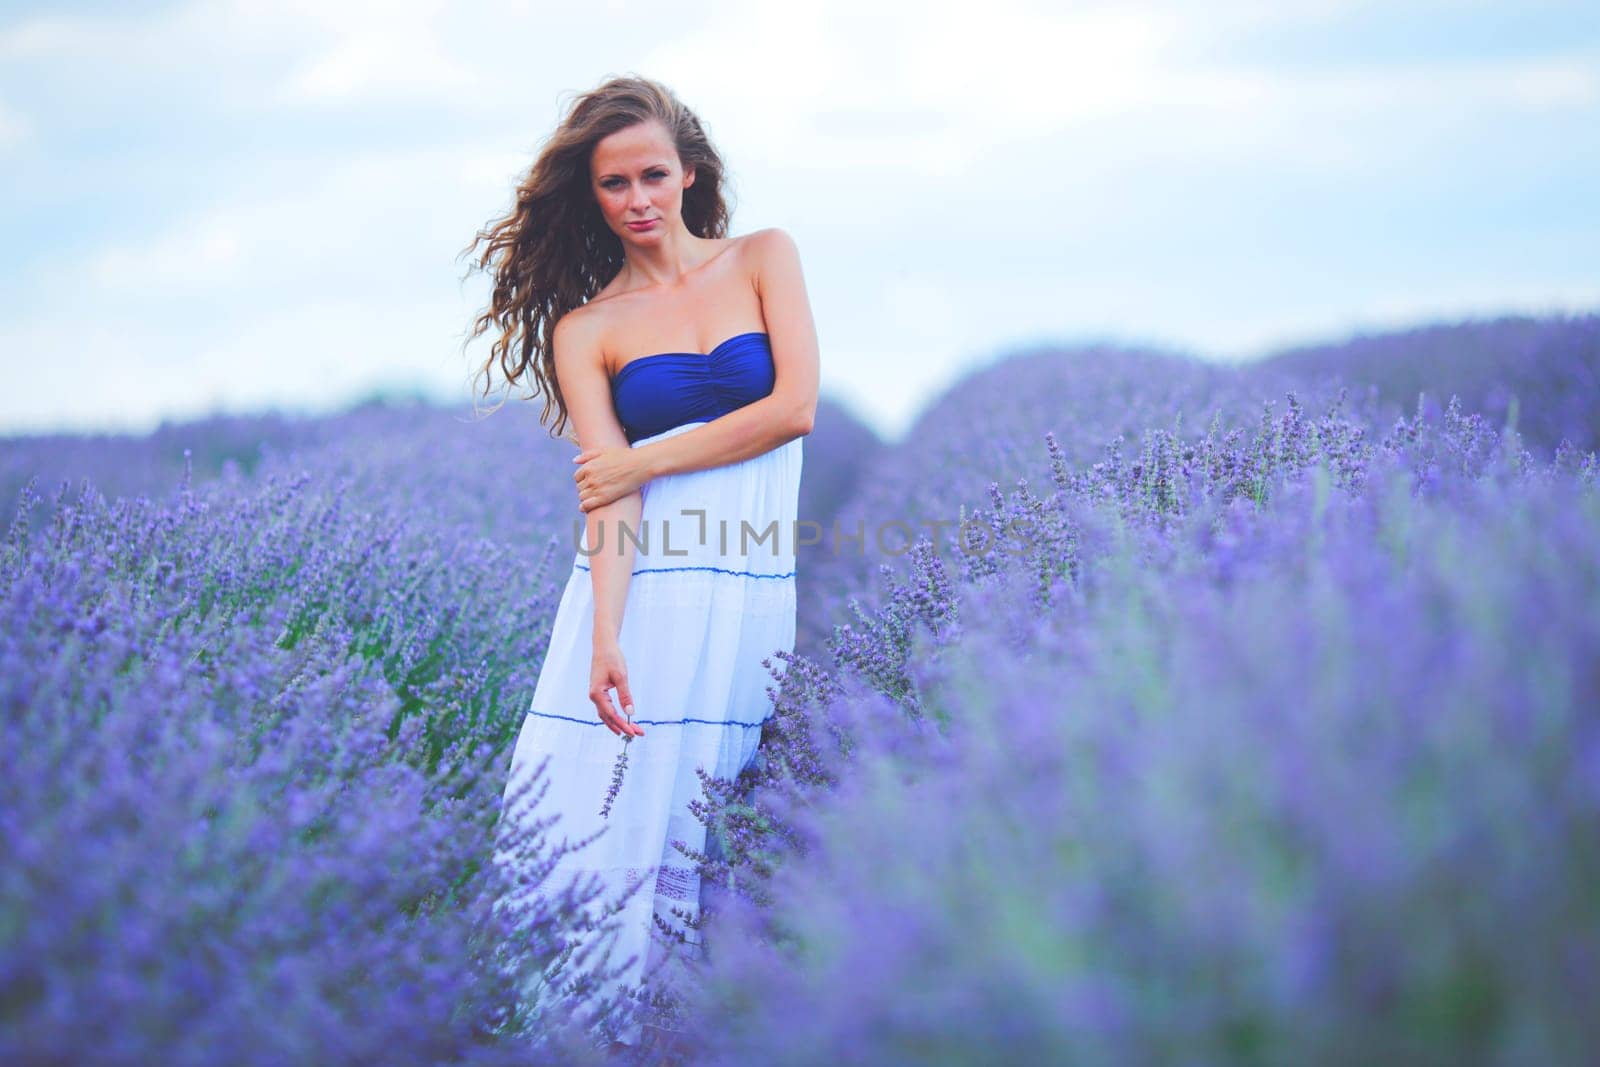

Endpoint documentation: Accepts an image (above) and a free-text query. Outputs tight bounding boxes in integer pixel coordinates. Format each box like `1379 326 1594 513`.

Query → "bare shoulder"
551 304 604 372
557 270 644 362
740 226 799 264
739 227 801 290
687 231 761 279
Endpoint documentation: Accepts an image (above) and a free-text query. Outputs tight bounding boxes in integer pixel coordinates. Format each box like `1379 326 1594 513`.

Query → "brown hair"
456 74 733 439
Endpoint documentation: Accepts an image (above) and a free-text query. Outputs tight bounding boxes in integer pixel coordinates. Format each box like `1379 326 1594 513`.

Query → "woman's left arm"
572 228 820 511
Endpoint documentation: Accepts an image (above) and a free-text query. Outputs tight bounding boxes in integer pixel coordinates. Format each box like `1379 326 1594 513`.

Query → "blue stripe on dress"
574 563 795 579
526 708 767 728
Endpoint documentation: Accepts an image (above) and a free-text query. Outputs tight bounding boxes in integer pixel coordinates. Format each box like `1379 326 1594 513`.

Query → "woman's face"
589 119 695 245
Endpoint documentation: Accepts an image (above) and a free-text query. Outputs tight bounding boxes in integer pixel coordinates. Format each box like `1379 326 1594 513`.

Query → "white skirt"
496 420 802 1044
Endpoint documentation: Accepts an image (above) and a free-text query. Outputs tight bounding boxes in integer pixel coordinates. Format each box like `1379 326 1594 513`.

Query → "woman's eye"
602 174 664 189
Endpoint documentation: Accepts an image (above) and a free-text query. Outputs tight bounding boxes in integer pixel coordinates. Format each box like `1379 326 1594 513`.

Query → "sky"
1 0 1596 443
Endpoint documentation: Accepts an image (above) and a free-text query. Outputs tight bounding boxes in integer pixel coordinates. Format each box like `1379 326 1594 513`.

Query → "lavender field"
3 311 1598 1065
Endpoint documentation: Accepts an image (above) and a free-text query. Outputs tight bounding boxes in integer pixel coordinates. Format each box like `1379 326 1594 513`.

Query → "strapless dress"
495 328 802 1046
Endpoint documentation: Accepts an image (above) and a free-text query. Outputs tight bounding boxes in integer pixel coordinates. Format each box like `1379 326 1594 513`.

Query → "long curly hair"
457 74 734 441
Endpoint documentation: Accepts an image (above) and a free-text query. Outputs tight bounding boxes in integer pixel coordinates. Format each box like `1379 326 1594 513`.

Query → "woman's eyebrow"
596 162 670 180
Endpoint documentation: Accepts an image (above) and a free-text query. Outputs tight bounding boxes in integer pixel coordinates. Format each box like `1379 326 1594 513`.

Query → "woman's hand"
573 445 647 512
590 638 644 737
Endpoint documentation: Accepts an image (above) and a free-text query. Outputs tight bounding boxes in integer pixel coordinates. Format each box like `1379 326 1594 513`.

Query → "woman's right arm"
583 477 641 675
552 313 646 739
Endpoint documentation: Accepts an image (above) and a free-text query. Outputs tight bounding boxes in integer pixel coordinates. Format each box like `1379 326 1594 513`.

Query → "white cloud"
634 0 1184 176
262 0 481 104
1502 57 1600 108
89 220 247 290
0 13 96 58
0 97 30 149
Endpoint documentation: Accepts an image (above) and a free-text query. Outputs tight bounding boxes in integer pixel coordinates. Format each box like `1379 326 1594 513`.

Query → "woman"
461 75 818 1049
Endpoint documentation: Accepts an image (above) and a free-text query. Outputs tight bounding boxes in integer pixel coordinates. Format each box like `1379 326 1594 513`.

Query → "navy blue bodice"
610 331 775 444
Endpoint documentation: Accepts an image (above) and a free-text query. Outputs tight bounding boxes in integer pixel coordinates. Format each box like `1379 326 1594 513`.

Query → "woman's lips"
626 219 657 231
